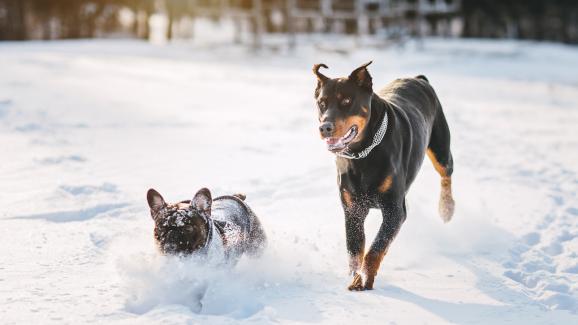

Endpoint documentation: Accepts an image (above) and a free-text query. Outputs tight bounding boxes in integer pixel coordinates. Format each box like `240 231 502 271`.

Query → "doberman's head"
147 188 213 255
313 62 374 153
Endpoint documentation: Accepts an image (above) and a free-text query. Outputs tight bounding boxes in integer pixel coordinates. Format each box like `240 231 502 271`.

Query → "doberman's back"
378 78 440 130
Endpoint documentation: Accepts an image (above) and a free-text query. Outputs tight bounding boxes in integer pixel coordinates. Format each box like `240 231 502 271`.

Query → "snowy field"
0 37 577 324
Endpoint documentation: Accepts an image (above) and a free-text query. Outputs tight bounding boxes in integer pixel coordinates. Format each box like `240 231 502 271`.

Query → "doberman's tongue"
326 138 347 152
325 138 339 145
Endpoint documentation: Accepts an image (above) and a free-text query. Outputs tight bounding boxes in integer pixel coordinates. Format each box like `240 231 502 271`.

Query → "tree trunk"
1 0 28 40
166 9 174 40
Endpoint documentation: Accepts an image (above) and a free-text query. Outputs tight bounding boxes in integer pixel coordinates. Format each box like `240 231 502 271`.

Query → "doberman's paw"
363 276 375 290
347 273 374 291
439 195 455 223
348 273 365 291
439 177 455 223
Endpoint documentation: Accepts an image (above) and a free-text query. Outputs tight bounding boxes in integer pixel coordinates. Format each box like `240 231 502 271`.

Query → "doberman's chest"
337 157 395 204
335 101 432 200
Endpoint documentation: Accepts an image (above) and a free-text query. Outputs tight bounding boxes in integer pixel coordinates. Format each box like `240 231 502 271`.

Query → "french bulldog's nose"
319 122 335 137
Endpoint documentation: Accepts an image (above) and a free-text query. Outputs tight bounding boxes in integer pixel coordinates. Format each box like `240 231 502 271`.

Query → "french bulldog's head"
147 188 213 255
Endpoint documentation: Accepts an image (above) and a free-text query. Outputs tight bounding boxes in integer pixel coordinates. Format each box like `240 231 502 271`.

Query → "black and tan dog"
147 188 266 261
313 62 455 290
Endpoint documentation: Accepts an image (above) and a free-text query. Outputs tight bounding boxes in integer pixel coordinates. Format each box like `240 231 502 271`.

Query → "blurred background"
1 0 577 47
1 1 578 324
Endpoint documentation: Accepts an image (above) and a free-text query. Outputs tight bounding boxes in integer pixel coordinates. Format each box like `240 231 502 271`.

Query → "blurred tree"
0 0 28 40
0 0 577 44
165 0 193 41
125 0 155 40
462 0 578 44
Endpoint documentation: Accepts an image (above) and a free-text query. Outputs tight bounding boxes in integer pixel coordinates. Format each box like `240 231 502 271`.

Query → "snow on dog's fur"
147 187 267 260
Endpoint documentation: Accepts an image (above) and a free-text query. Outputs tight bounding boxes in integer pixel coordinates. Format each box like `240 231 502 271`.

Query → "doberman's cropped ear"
192 188 212 216
349 61 373 90
147 188 166 213
313 63 329 83
313 63 329 98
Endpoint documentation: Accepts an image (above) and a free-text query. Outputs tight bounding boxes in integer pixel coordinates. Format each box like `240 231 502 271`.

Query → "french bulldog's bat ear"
313 63 329 82
192 188 212 216
147 188 166 213
349 61 373 90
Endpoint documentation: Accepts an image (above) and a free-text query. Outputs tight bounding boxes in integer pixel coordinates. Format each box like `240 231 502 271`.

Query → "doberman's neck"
345 93 388 155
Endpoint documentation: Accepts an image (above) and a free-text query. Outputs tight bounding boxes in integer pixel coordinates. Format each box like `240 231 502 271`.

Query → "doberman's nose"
319 122 335 138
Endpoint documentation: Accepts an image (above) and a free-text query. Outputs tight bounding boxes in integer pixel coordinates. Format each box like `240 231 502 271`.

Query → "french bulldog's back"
212 195 267 258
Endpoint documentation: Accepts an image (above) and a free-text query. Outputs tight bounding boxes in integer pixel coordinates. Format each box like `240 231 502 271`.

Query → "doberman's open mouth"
325 125 358 153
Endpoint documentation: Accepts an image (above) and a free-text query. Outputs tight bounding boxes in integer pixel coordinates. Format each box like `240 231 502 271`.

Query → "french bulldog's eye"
341 97 351 106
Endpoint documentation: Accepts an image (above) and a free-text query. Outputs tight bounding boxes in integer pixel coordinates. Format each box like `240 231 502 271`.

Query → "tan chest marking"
341 189 353 207
378 175 393 193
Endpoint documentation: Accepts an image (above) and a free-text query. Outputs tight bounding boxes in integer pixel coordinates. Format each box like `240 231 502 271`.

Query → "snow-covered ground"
0 37 577 324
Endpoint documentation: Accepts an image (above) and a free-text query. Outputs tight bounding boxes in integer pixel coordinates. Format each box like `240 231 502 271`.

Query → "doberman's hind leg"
427 108 455 223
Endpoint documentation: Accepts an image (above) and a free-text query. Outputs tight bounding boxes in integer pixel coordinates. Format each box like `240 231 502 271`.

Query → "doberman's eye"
318 99 327 110
341 97 351 106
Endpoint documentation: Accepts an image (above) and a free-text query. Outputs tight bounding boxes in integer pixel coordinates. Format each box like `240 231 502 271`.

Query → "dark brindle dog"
147 188 266 261
313 62 455 290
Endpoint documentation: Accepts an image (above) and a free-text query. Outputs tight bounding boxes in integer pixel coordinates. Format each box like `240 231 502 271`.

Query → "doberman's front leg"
361 199 407 290
340 189 370 291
